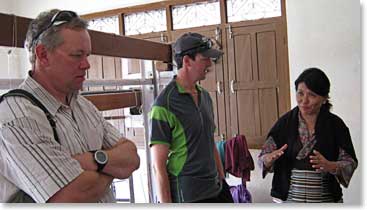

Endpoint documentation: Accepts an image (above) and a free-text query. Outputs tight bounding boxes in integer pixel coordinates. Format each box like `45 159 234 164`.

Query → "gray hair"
24 9 89 65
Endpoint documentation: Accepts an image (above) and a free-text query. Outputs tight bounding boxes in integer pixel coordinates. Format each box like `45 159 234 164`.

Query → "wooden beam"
83 91 142 111
0 12 172 62
89 30 171 62
0 13 31 48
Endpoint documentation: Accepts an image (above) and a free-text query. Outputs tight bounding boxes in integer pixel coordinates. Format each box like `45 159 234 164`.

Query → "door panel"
259 88 279 135
87 55 103 91
234 34 253 82
102 56 117 90
236 90 257 137
227 23 286 148
257 31 278 82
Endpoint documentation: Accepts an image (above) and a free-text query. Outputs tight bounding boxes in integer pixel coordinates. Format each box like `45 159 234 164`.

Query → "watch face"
95 150 108 164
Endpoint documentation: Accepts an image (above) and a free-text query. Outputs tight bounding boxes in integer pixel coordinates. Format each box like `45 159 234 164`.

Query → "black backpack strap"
0 89 60 143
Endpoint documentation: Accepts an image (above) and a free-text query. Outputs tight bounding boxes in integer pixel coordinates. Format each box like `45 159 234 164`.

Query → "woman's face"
296 82 327 117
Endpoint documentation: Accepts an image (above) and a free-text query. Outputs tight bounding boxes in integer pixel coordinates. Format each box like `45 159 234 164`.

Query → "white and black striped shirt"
0 75 122 203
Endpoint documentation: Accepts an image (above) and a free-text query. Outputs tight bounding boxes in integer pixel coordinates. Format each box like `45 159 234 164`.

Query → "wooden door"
171 27 227 141
226 22 290 148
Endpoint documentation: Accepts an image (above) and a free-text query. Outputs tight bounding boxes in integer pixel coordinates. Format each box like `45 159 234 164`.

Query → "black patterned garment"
259 111 357 188
286 169 335 202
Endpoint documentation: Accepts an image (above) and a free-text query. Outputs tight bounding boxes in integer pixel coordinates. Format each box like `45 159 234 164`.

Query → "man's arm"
47 171 113 202
97 110 140 178
213 145 225 179
51 138 139 202
151 144 172 203
73 138 140 179
103 138 140 179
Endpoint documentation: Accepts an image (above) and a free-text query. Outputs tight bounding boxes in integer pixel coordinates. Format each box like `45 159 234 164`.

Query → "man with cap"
149 32 233 203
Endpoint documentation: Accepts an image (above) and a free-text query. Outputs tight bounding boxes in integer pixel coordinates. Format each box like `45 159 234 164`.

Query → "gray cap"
173 32 223 59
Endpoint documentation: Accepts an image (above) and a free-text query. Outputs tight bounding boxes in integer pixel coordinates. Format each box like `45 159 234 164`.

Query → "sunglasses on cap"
178 37 213 56
31 10 78 47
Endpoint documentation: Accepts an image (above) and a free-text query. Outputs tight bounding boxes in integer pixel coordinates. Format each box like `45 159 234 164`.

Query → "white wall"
0 0 14 14
286 0 361 204
5 0 163 18
228 0 362 204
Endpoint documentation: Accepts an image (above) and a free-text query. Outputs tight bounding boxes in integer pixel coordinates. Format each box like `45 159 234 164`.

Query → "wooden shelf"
83 90 142 111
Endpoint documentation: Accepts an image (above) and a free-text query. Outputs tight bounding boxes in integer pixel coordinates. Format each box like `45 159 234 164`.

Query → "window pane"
124 9 166 36
0 47 29 94
0 47 29 79
172 0 220 30
88 16 120 34
227 0 281 22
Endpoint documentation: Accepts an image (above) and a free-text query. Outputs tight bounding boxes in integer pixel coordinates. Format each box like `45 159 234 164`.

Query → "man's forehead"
195 53 210 59
59 29 91 47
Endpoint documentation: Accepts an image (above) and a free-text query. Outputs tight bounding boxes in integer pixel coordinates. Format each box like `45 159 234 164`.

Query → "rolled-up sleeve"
1 116 83 203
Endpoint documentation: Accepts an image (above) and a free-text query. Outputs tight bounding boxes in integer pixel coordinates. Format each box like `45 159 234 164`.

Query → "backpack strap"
0 89 60 143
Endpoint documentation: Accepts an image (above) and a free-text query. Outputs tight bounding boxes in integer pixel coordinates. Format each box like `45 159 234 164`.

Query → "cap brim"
201 49 224 59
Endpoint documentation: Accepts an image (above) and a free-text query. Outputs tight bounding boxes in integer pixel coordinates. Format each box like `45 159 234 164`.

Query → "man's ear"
182 55 192 67
35 44 49 66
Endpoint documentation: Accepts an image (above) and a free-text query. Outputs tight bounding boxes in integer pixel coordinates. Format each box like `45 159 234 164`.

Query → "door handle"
230 80 235 94
216 81 222 95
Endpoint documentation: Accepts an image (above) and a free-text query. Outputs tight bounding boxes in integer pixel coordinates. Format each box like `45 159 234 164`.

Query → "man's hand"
103 139 140 179
73 152 96 171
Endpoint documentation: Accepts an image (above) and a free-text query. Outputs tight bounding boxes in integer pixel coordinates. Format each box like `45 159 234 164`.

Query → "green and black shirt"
149 77 221 202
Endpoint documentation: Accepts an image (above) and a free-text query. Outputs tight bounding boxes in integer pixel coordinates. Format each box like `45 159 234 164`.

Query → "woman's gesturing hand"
309 150 338 173
264 144 288 169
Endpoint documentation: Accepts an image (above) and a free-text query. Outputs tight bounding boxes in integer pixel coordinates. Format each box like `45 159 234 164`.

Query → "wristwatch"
92 150 108 172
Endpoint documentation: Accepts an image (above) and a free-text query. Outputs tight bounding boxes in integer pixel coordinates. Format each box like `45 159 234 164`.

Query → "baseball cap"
173 32 224 59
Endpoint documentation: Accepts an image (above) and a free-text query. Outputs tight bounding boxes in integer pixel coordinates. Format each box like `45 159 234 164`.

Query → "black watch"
92 150 108 172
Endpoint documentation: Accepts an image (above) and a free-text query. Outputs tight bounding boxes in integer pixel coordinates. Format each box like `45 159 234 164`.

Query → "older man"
0 9 139 203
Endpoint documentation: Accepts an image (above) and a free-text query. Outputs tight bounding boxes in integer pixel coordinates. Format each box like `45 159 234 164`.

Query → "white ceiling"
1 0 164 18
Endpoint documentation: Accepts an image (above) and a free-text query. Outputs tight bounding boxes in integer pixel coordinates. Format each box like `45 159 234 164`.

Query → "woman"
258 67 358 203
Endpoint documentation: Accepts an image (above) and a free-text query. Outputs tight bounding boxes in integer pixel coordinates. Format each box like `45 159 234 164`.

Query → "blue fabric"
215 141 226 170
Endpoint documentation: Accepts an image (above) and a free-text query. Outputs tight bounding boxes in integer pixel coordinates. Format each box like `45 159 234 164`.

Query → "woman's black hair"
295 67 332 111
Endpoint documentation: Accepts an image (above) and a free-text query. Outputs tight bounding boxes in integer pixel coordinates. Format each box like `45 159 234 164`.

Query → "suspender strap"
0 89 60 143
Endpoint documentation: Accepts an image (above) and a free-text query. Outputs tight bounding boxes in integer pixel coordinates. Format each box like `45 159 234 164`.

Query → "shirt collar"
20 71 78 116
173 76 203 94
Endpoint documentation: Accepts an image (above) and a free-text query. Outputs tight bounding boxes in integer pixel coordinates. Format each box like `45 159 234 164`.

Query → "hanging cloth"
225 135 255 184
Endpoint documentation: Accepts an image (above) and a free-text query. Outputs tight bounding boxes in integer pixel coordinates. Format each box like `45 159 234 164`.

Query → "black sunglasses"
32 10 78 47
178 38 213 56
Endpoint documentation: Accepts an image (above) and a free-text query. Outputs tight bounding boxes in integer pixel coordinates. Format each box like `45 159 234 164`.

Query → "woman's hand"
263 144 288 169
309 150 338 173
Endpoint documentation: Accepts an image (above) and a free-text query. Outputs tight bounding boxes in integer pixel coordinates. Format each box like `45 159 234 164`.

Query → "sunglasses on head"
178 38 213 56
32 10 78 47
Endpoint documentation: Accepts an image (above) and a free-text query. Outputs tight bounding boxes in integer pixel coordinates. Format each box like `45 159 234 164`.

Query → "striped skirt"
286 169 335 203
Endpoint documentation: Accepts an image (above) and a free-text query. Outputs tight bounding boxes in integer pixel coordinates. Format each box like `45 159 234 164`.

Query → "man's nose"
80 57 90 70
